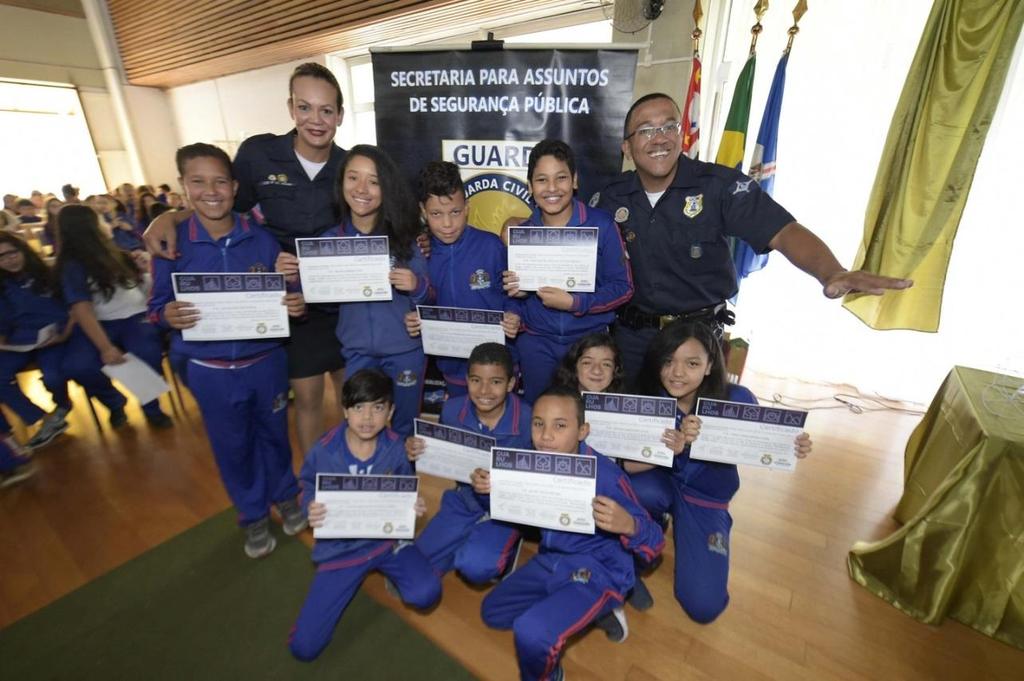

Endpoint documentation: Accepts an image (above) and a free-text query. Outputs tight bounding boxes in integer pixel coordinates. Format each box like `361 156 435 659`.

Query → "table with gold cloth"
847 366 1024 649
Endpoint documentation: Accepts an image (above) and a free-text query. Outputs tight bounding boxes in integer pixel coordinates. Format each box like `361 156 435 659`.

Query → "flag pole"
785 0 808 54
749 0 770 56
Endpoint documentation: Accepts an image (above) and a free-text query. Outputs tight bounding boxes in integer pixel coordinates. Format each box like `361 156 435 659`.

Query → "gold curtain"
843 0 1024 331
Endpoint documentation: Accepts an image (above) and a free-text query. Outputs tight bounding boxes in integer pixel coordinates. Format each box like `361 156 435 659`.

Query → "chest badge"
614 207 629 223
469 268 491 290
277 173 288 183
248 263 268 273
683 194 703 218
624 230 637 243
588 192 601 207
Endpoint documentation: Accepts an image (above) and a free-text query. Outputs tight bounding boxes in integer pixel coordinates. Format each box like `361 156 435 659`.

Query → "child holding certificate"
551 332 626 395
148 143 308 559
502 139 633 403
280 145 429 437
629 320 812 623
480 386 663 680
407 342 532 583
56 205 172 428
290 369 440 661
404 161 520 398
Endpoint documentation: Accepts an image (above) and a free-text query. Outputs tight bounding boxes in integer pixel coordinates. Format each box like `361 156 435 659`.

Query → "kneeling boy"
290 369 441 661
480 386 663 681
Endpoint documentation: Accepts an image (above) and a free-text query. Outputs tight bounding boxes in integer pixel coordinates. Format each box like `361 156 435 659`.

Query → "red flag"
681 55 701 159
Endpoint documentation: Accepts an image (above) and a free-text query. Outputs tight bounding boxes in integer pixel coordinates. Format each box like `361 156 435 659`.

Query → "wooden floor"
1 369 1021 680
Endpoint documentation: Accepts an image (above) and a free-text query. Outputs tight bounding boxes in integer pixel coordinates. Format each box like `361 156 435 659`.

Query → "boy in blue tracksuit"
504 140 633 403
480 386 663 681
408 342 532 583
148 143 308 559
405 161 520 398
289 369 441 661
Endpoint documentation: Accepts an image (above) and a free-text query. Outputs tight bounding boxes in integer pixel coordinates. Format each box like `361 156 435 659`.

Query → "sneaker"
145 411 173 429
109 407 129 429
0 459 37 488
26 413 70 449
277 498 308 536
627 576 654 611
243 518 276 558
593 606 628 643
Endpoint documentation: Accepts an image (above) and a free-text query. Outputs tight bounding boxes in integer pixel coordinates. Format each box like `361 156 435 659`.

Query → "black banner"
372 49 638 233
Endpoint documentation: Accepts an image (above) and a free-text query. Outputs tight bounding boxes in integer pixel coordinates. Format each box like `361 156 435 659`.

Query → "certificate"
507 226 598 292
102 352 169 405
583 392 677 467
413 419 495 484
417 306 504 359
0 323 57 352
688 399 808 471
296 236 392 303
313 474 419 539
489 448 597 535
173 272 289 342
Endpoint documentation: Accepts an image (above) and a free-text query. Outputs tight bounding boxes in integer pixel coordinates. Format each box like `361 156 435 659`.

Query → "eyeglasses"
0 250 21 260
625 121 683 140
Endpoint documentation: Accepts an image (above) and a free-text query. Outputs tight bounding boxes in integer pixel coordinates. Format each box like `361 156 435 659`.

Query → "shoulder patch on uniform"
588 192 600 207
731 179 754 195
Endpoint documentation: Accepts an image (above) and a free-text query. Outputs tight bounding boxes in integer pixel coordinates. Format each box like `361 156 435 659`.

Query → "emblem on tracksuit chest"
469 268 491 290
396 370 418 387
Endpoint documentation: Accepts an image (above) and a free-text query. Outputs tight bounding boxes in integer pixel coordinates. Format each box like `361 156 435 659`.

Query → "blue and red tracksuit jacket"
519 198 633 342
299 424 412 569
0 276 67 345
147 213 285 362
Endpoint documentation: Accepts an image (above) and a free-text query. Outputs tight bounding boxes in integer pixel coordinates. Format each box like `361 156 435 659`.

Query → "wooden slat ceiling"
107 0 592 89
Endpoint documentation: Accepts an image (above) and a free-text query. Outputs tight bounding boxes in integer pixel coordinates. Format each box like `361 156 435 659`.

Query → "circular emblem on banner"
256 322 267 335
588 192 601 207
362 286 372 297
462 172 532 235
566 277 576 289
559 513 571 527
383 522 394 534
614 207 629 223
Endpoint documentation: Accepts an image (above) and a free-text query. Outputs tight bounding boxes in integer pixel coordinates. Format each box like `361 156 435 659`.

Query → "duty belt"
616 303 735 330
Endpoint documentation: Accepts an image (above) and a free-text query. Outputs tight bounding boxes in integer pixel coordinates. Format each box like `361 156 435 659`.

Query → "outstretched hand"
824 270 913 299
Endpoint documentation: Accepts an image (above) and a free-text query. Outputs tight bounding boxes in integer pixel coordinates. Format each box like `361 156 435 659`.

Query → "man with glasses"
595 93 913 380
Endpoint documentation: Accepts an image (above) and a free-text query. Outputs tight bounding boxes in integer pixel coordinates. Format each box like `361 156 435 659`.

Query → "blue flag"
733 51 790 289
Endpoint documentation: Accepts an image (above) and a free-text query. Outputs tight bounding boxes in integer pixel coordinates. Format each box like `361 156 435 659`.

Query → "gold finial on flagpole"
749 0 770 56
691 0 704 57
785 0 808 54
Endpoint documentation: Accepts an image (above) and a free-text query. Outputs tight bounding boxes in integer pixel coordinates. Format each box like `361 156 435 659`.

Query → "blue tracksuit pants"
289 541 441 661
415 484 521 583
629 467 732 623
0 344 70 424
481 553 624 681
184 348 297 525
342 347 425 438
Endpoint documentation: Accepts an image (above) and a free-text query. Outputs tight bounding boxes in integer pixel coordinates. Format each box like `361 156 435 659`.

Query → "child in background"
404 161 520 398
15 199 41 224
290 369 441 661
503 139 633 403
56 204 172 428
479 386 663 680
0 232 72 448
629 320 812 623
96 194 145 253
408 342 531 583
148 142 308 558
551 332 625 395
277 144 430 437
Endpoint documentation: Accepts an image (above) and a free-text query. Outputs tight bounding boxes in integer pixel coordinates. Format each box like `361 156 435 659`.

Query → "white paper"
506 226 598 293
583 392 676 467
172 272 290 342
296 236 392 303
413 419 494 484
313 474 419 539
417 306 505 359
489 448 597 535
688 398 808 471
0 323 57 352
101 352 169 405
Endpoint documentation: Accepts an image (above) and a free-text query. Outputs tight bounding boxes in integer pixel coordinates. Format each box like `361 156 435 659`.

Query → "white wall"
708 0 1024 402
124 84 180 188
168 58 322 157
